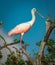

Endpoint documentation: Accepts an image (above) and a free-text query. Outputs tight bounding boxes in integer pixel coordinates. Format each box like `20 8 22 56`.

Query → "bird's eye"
34 9 36 12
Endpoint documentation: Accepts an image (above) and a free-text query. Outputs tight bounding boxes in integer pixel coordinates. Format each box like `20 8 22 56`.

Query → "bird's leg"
20 33 24 45
20 34 22 46
20 34 23 56
20 33 24 55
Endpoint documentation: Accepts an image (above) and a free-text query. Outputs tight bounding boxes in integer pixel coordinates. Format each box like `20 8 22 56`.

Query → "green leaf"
46 39 55 45
0 51 3 59
13 39 19 43
0 21 3 26
36 41 41 46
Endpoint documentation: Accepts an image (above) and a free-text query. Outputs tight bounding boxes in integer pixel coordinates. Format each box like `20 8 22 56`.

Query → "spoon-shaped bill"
36 10 44 18
38 12 44 18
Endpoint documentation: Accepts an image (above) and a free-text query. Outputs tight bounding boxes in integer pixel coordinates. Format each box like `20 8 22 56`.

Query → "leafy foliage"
13 39 19 43
1 51 32 65
13 39 24 44
36 41 41 46
3 52 24 65
0 51 3 59
46 39 55 45
36 38 55 65
0 21 3 26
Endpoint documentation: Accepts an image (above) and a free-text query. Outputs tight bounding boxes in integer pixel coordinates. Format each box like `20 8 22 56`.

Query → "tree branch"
0 42 19 50
36 21 55 65
21 47 35 65
13 46 35 65
0 42 35 65
0 35 6 45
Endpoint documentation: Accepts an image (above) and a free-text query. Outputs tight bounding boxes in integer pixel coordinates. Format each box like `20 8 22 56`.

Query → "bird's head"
31 8 37 13
31 8 44 18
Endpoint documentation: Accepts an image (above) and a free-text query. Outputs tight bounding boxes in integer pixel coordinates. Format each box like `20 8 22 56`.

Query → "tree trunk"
36 21 55 65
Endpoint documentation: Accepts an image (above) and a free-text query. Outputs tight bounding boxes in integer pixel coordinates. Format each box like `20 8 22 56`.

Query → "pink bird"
8 8 44 44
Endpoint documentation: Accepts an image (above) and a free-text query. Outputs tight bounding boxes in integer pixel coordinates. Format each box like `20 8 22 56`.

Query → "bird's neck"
29 12 36 26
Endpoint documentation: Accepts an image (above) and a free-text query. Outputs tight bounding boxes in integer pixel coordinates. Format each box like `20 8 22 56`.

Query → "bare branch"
13 46 35 65
0 35 6 45
21 47 35 65
36 21 55 65
0 42 19 50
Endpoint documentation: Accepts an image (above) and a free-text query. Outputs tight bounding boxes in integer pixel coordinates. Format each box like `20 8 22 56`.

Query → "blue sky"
0 0 55 56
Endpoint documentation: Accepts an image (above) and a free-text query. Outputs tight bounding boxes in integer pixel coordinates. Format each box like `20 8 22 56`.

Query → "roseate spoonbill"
45 16 51 32
8 8 44 44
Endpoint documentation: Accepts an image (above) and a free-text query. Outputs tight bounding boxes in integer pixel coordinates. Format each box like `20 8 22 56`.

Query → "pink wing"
8 23 31 36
